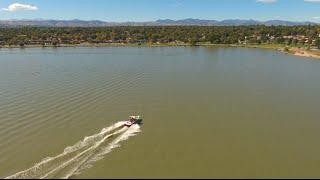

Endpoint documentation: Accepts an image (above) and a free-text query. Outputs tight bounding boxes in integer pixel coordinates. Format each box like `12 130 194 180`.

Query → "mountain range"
0 18 317 27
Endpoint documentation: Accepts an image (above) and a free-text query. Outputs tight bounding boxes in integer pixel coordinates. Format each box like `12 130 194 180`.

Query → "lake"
0 47 320 178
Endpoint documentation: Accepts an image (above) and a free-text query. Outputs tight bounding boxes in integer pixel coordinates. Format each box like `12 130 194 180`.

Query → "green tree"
315 38 320 49
0 25 319 47
19 41 25 48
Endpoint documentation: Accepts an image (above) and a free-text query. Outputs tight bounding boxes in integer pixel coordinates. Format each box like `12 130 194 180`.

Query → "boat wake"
5 121 141 179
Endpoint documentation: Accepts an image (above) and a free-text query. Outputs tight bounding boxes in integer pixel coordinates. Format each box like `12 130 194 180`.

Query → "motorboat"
124 116 142 127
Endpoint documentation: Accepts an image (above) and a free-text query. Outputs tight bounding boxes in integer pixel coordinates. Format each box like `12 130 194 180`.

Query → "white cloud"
311 17 320 22
1 3 38 12
256 0 277 3
304 0 320 2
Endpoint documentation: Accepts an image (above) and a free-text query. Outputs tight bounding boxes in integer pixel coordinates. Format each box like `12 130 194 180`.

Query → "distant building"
256 36 262 41
283 36 293 39
136 39 147 43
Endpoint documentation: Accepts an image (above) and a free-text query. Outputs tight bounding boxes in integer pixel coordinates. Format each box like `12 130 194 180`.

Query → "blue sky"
0 0 320 22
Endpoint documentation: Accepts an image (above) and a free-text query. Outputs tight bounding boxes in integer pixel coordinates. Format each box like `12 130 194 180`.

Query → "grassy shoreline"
1 42 319 59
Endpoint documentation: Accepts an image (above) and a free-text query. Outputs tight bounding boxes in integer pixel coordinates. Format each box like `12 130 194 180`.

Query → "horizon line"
0 18 318 23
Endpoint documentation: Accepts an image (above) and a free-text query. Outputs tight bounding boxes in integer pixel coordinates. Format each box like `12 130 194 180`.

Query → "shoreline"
1 43 319 59
285 47 320 59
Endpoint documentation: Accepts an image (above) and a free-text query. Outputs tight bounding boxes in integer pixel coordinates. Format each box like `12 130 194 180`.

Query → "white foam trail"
39 127 129 179
5 121 140 179
65 124 141 179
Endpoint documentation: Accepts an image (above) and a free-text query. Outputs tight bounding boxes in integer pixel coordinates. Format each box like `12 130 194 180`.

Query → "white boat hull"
124 115 142 127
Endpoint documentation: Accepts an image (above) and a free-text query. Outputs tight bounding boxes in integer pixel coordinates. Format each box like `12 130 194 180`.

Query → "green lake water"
0 47 320 178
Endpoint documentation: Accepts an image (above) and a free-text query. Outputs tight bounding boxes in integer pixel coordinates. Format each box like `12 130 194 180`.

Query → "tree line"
0 25 320 48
